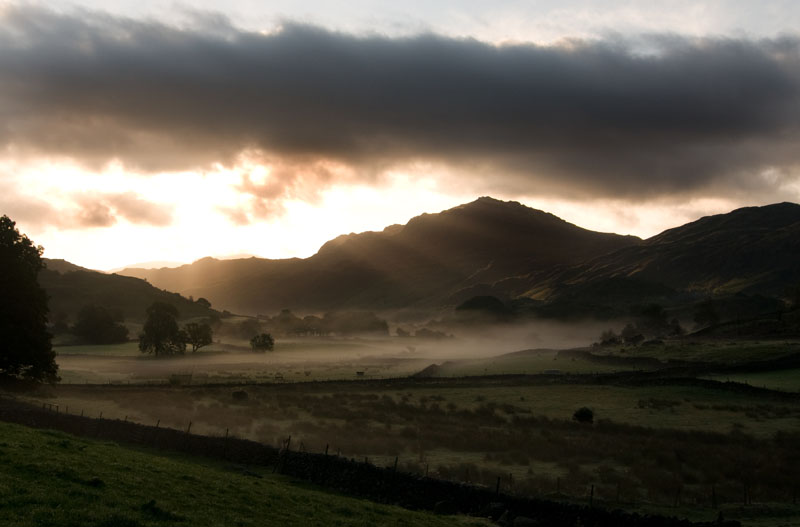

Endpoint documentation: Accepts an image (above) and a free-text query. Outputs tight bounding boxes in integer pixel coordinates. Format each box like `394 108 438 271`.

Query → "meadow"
17 334 798 526
0 420 489 527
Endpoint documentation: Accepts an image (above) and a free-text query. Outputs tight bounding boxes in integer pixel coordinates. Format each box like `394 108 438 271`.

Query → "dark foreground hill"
119 197 638 314
40 260 215 323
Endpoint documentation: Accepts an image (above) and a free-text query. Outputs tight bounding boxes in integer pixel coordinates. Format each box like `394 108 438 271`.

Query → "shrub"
572 407 594 424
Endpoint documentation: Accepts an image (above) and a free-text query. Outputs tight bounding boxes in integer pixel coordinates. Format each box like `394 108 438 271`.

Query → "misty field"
51 336 630 385
25 335 800 526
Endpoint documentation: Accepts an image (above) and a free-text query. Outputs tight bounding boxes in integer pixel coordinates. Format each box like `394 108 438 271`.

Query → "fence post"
495 476 501 495
324 444 329 456
590 485 594 507
712 485 717 509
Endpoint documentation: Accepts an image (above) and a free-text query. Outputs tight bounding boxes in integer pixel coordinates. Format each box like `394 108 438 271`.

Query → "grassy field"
19 376 800 522
52 337 648 385
36 335 800 526
0 420 489 527
704 369 800 393
595 340 800 365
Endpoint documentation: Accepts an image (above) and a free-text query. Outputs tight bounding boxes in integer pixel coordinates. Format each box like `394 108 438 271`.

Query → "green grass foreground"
0 421 489 527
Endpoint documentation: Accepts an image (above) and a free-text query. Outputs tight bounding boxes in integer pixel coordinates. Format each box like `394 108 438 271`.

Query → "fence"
0 396 738 527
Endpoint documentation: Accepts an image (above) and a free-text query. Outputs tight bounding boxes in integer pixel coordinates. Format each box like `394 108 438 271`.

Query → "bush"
250 333 274 352
573 407 594 424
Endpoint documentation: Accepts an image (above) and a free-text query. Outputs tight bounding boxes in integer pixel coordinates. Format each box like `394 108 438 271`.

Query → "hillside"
510 202 800 317
0 420 481 527
40 260 215 323
119 197 638 314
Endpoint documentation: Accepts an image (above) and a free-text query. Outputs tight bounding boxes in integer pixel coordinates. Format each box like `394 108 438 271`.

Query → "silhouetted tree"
72 304 129 344
250 333 274 352
598 329 621 346
0 215 59 382
183 321 213 352
139 302 185 356
693 299 720 329
195 297 211 309
573 407 594 424
620 323 644 345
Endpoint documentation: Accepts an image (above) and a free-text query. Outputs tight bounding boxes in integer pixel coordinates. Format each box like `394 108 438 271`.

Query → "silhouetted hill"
40 260 215 323
510 202 800 318
119 197 639 314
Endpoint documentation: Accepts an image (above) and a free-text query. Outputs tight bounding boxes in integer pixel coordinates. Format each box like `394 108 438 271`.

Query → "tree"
139 302 185 356
195 297 211 309
573 407 594 424
0 215 59 382
72 304 129 344
620 323 644 345
184 321 213 353
250 333 274 352
598 329 621 346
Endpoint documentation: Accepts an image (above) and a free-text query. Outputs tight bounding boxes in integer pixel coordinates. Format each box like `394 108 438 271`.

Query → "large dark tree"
72 304 129 344
0 215 59 382
138 302 185 356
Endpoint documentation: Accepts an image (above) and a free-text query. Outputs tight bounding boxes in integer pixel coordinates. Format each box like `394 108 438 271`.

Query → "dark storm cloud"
1 5 800 199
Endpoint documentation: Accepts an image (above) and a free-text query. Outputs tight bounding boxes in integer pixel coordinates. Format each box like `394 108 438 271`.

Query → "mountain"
119 197 640 314
508 202 800 318
40 260 216 323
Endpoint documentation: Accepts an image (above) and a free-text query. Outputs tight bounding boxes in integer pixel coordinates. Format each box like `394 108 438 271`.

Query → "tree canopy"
138 302 185 356
184 321 213 353
0 215 59 382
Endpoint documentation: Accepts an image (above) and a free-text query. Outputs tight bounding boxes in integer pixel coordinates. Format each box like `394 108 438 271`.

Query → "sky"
1 1 800 270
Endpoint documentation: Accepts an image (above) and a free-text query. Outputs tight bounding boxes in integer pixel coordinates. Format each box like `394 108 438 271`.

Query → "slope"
119 197 639 314
40 259 215 323
0 420 483 527
511 202 800 316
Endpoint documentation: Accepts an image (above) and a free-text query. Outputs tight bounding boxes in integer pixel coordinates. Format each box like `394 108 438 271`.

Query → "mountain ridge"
118 197 640 314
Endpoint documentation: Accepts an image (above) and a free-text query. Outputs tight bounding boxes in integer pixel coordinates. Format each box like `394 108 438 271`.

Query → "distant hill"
40 260 216 323
508 202 800 318
119 197 639 314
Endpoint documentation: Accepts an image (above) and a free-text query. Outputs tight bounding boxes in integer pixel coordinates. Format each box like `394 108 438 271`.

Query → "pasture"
0 420 488 527
30 335 800 526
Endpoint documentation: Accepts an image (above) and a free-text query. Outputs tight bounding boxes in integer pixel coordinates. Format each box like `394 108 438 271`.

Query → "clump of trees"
250 333 274 352
228 309 390 338
138 302 216 356
596 303 684 347
0 215 59 382
72 304 129 344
